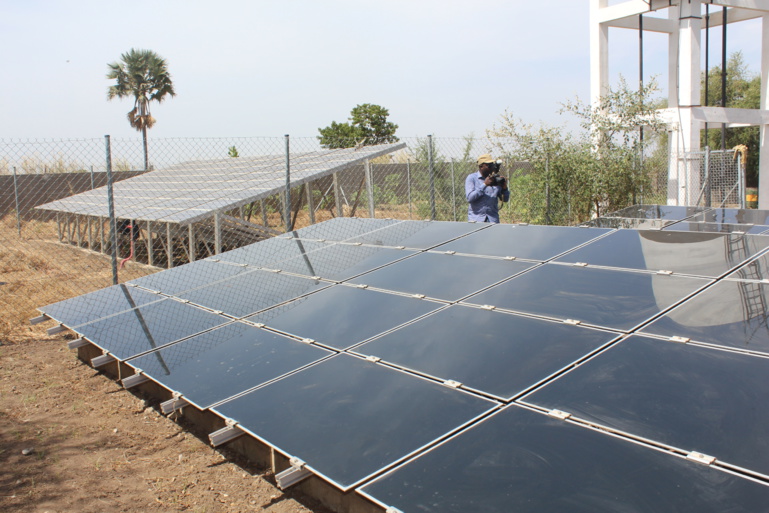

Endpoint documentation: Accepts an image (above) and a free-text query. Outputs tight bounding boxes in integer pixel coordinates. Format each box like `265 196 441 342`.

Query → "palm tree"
107 49 175 170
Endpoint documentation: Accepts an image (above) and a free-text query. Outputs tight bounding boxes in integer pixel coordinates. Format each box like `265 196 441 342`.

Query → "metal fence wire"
670 147 745 208
1 135 670 333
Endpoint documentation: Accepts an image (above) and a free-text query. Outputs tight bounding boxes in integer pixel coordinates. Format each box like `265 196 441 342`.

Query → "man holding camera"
465 154 509 223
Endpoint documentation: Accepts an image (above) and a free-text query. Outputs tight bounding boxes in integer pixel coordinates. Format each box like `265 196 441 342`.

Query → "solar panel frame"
35 143 406 225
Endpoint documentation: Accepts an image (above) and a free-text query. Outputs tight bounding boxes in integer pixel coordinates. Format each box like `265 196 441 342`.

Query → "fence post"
284 135 291 232
13 167 21 237
428 134 436 220
407 162 412 219
90 165 95 190
450 159 457 222
545 140 551 225
704 146 711 207
735 152 744 209
365 159 375 218
104 135 119 285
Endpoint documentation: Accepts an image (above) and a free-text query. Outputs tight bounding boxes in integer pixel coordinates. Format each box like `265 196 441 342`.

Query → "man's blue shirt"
465 171 509 223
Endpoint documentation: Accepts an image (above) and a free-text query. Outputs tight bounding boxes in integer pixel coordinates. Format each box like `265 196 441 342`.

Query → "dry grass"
0 215 155 341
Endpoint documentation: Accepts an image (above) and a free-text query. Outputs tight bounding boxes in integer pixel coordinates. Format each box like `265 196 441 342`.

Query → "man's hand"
484 176 494 187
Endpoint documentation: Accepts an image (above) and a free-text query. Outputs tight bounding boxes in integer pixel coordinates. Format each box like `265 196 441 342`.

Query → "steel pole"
284 135 291 232
13 167 21 237
428 135 436 220
104 135 119 284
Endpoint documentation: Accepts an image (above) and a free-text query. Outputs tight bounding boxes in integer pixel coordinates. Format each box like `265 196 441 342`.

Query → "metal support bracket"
548 409 572 420
122 373 150 389
30 314 50 325
275 457 312 489
161 395 190 415
92 353 116 368
687 451 716 465
47 324 67 335
67 337 89 350
209 422 245 447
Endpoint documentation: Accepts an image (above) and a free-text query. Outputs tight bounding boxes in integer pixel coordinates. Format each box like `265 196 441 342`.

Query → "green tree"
488 77 666 223
318 103 399 148
107 49 176 170
701 51 761 185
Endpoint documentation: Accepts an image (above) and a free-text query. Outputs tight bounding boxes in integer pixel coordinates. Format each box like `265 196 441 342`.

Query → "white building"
590 0 769 207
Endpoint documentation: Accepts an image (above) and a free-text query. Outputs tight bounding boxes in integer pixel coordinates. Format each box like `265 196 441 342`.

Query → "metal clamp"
47 324 67 335
209 422 244 447
564 319 581 325
687 451 716 465
548 409 572 420
275 457 312 489
67 337 89 350
92 353 116 368
670 336 690 344
481 305 495 311
160 394 190 415
444 380 462 389
366 356 381 363
122 373 150 389
30 314 50 325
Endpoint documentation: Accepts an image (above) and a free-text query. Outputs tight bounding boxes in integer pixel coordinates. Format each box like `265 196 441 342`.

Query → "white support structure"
209 422 245 447
275 457 313 489
122 372 150 389
67 337 90 350
92 353 116 368
161 395 190 415
590 0 769 207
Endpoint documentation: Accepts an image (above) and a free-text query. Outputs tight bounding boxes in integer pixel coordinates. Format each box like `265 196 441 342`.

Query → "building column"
759 14 769 208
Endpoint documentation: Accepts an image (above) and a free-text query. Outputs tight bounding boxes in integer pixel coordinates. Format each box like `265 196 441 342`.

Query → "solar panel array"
35 143 404 224
585 203 769 234
38 213 769 511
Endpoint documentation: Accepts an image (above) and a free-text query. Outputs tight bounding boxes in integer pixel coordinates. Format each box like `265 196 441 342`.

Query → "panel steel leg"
147 221 154 267
167 222 173 268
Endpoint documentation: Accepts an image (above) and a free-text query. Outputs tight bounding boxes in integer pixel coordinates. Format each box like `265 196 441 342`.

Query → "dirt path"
0 329 331 513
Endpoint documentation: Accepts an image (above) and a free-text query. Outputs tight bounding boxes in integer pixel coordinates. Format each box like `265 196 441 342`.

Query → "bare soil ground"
0 328 333 513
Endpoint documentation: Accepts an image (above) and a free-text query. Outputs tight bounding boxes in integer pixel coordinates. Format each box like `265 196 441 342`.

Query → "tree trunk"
142 126 149 171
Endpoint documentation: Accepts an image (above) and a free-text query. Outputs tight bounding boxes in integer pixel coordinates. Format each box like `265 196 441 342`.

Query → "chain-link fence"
668 147 745 208
1 135 669 335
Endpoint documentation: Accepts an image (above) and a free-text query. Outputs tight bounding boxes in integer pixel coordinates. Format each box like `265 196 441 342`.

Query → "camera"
487 160 505 186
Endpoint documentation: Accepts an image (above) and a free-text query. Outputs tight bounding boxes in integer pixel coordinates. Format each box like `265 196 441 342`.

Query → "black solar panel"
212 353 498 491
520 335 769 478
38 216 769 509
360 405 769 513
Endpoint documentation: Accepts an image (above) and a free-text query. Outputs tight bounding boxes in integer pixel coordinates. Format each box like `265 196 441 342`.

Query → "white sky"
0 0 763 140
